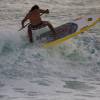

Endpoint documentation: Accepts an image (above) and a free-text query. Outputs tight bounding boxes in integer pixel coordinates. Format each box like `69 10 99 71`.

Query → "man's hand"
19 23 29 31
40 9 49 15
45 9 49 14
21 24 24 29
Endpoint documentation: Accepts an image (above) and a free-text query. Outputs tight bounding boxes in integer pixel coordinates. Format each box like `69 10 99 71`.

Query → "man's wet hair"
30 5 39 12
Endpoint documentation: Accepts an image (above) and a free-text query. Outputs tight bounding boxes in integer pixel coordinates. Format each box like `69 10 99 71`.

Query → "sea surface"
0 0 100 100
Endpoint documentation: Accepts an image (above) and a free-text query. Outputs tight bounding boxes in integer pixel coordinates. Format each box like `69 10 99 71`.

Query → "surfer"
21 5 57 43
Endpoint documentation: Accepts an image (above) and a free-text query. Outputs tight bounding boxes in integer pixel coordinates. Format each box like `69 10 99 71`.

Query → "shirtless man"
21 5 56 43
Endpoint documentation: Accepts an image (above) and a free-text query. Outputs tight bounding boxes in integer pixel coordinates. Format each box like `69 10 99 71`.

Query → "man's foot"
50 33 58 39
53 31 58 36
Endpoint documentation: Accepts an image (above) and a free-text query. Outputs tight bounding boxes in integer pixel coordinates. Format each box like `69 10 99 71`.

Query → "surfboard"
32 15 100 48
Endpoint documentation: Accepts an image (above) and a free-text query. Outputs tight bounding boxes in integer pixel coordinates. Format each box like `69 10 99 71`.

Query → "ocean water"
0 0 100 100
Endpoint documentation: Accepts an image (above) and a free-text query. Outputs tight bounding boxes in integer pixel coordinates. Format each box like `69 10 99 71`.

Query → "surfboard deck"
32 15 100 48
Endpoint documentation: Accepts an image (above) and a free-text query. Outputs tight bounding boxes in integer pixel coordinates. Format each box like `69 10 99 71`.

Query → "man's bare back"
21 5 56 43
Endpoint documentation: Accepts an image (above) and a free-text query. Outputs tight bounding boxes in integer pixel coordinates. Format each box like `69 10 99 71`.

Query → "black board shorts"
30 21 49 30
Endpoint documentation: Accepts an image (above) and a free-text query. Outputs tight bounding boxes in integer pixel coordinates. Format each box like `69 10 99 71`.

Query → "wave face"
0 0 100 100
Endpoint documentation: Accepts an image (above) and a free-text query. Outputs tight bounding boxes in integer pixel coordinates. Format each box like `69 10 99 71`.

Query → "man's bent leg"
28 25 33 43
42 21 56 34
